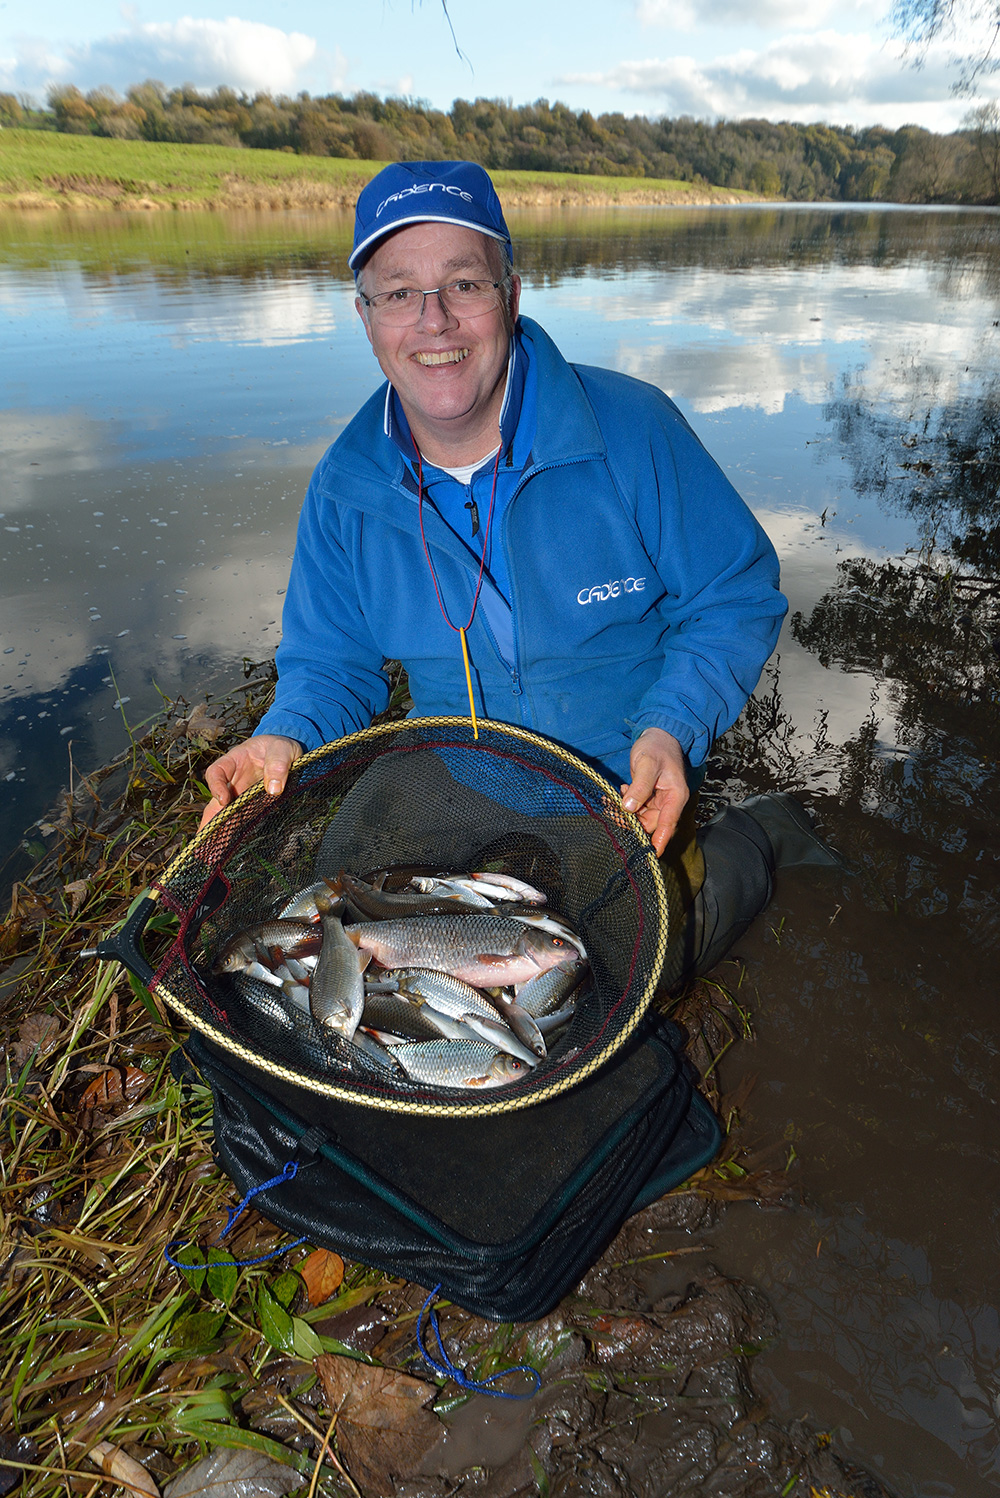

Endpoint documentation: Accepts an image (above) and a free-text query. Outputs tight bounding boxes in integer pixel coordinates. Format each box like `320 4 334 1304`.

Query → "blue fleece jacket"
257 317 787 785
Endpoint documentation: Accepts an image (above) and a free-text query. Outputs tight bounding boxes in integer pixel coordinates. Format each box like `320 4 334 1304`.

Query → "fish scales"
348 913 576 987
389 1040 530 1089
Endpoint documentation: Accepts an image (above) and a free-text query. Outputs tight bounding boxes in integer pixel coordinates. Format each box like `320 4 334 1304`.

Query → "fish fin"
344 927 362 946
357 949 373 974
475 953 513 968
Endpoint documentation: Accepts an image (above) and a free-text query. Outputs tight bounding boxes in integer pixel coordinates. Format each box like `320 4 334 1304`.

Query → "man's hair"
356 233 517 332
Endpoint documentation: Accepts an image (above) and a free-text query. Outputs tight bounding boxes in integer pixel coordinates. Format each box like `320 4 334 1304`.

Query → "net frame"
146 717 673 1117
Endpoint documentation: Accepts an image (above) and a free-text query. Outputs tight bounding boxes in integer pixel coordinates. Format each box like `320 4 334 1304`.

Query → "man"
202 160 789 895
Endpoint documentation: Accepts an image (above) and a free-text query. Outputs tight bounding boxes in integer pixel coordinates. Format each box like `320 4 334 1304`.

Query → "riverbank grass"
0 129 756 210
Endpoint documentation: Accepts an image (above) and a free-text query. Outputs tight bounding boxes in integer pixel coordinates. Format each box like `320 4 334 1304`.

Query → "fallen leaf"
182 704 225 743
315 1353 441 1493
78 1066 152 1111
88 1441 160 1498
63 878 90 915
12 1013 61 1068
300 1248 345 1307
162 1447 303 1497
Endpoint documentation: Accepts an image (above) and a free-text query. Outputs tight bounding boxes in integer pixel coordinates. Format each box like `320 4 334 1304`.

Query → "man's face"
355 222 521 461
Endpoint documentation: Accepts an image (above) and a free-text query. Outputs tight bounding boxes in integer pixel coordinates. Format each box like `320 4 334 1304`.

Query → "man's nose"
417 288 457 329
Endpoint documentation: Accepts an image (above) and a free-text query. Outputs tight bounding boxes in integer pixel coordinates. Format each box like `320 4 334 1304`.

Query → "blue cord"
417 1285 541 1399
166 1159 306 1271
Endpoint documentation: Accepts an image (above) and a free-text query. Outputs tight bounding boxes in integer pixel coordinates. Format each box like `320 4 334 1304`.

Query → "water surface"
2 202 999 1496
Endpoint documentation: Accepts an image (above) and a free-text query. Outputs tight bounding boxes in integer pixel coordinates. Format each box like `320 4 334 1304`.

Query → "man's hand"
621 728 689 857
199 734 303 829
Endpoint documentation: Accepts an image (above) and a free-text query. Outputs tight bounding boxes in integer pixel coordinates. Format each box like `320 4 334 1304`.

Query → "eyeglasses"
359 279 503 326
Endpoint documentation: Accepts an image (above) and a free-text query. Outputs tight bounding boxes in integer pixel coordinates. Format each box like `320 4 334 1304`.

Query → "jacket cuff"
627 713 701 765
254 708 324 753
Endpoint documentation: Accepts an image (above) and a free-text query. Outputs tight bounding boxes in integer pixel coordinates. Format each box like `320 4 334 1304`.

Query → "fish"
361 991 485 1044
534 1000 578 1036
389 969 539 1065
502 906 588 959
483 994 547 1058
337 871 487 920
346 913 578 987
388 1039 531 1089
273 879 338 921
211 920 318 975
514 959 590 1019
230 972 299 1025
470 871 548 904
309 897 369 1039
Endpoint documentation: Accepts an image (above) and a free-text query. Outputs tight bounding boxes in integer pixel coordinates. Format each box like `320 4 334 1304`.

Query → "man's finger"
621 759 658 812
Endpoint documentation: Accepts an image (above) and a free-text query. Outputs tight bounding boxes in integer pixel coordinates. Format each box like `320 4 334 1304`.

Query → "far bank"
0 129 765 212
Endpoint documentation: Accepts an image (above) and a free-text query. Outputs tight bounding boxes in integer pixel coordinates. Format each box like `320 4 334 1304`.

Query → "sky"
0 0 984 134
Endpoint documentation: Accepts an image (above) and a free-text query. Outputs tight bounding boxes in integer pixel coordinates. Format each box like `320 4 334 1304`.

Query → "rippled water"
2 203 999 1495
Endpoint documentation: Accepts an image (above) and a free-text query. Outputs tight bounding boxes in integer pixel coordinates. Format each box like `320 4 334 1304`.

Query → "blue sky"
0 1 979 132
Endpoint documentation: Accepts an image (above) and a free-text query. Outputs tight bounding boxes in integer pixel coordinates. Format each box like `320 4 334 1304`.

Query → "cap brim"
349 215 510 271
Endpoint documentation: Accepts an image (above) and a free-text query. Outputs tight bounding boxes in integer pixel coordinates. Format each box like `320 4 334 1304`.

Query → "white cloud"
636 0 876 33
560 30 964 129
1 16 317 98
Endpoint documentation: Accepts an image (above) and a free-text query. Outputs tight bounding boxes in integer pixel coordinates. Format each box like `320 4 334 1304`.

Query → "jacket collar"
332 315 606 506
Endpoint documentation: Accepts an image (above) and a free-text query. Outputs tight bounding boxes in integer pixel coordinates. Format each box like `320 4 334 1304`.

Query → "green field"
0 128 751 210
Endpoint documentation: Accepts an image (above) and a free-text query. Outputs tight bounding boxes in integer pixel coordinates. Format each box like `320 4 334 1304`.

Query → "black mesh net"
151 718 679 1116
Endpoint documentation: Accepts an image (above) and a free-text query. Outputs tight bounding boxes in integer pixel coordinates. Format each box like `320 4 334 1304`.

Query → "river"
1 202 998 1496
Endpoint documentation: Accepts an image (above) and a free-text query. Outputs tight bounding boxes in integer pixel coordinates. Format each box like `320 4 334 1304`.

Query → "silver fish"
212 919 318 975
390 969 538 1065
471 871 547 904
361 991 484 1044
310 899 368 1039
230 972 297 1027
514 959 589 1018
337 871 487 920
350 1028 406 1077
404 876 496 909
346 914 578 987
503 906 588 959
274 880 337 921
535 1000 578 1036
389 1040 531 1089
484 995 547 1058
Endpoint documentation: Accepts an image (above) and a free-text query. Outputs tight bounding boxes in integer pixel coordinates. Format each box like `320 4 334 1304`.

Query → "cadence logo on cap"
577 577 646 605
376 183 475 217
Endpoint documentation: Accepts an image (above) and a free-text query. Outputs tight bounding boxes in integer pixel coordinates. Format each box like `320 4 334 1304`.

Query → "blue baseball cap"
349 161 512 273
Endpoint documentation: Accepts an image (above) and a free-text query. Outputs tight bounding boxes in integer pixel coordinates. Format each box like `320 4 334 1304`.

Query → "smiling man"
201 162 807 957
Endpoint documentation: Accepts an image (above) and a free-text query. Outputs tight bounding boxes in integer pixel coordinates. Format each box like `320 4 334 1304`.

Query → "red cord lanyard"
415 437 502 740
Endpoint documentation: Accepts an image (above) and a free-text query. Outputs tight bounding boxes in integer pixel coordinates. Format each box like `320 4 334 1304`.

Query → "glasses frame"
359 279 504 325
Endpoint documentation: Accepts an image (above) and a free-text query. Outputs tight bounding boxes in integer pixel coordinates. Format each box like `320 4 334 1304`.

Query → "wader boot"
675 793 846 983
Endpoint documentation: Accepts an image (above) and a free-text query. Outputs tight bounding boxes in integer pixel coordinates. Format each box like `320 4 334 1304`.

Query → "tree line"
2 82 999 204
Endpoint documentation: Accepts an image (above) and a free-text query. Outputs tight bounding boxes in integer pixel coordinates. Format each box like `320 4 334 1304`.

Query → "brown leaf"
88 1440 160 1498
11 1013 61 1068
162 1447 301 1497
63 878 90 915
315 1353 441 1492
182 703 225 743
300 1248 345 1307
78 1066 152 1111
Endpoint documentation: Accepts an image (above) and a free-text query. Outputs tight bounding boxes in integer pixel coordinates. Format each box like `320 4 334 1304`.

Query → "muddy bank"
0 176 763 213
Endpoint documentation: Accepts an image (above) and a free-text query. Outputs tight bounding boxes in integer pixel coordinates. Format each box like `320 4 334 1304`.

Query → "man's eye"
389 288 416 303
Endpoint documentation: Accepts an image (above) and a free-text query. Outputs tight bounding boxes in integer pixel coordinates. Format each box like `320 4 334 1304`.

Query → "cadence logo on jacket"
577 577 646 605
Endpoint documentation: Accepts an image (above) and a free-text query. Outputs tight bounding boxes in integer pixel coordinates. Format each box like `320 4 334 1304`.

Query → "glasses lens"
369 282 499 325
370 288 422 325
439 281 498 317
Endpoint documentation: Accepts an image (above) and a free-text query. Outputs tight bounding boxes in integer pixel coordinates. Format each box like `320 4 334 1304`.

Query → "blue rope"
417 1284 541 1399
166 1159 306 1272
